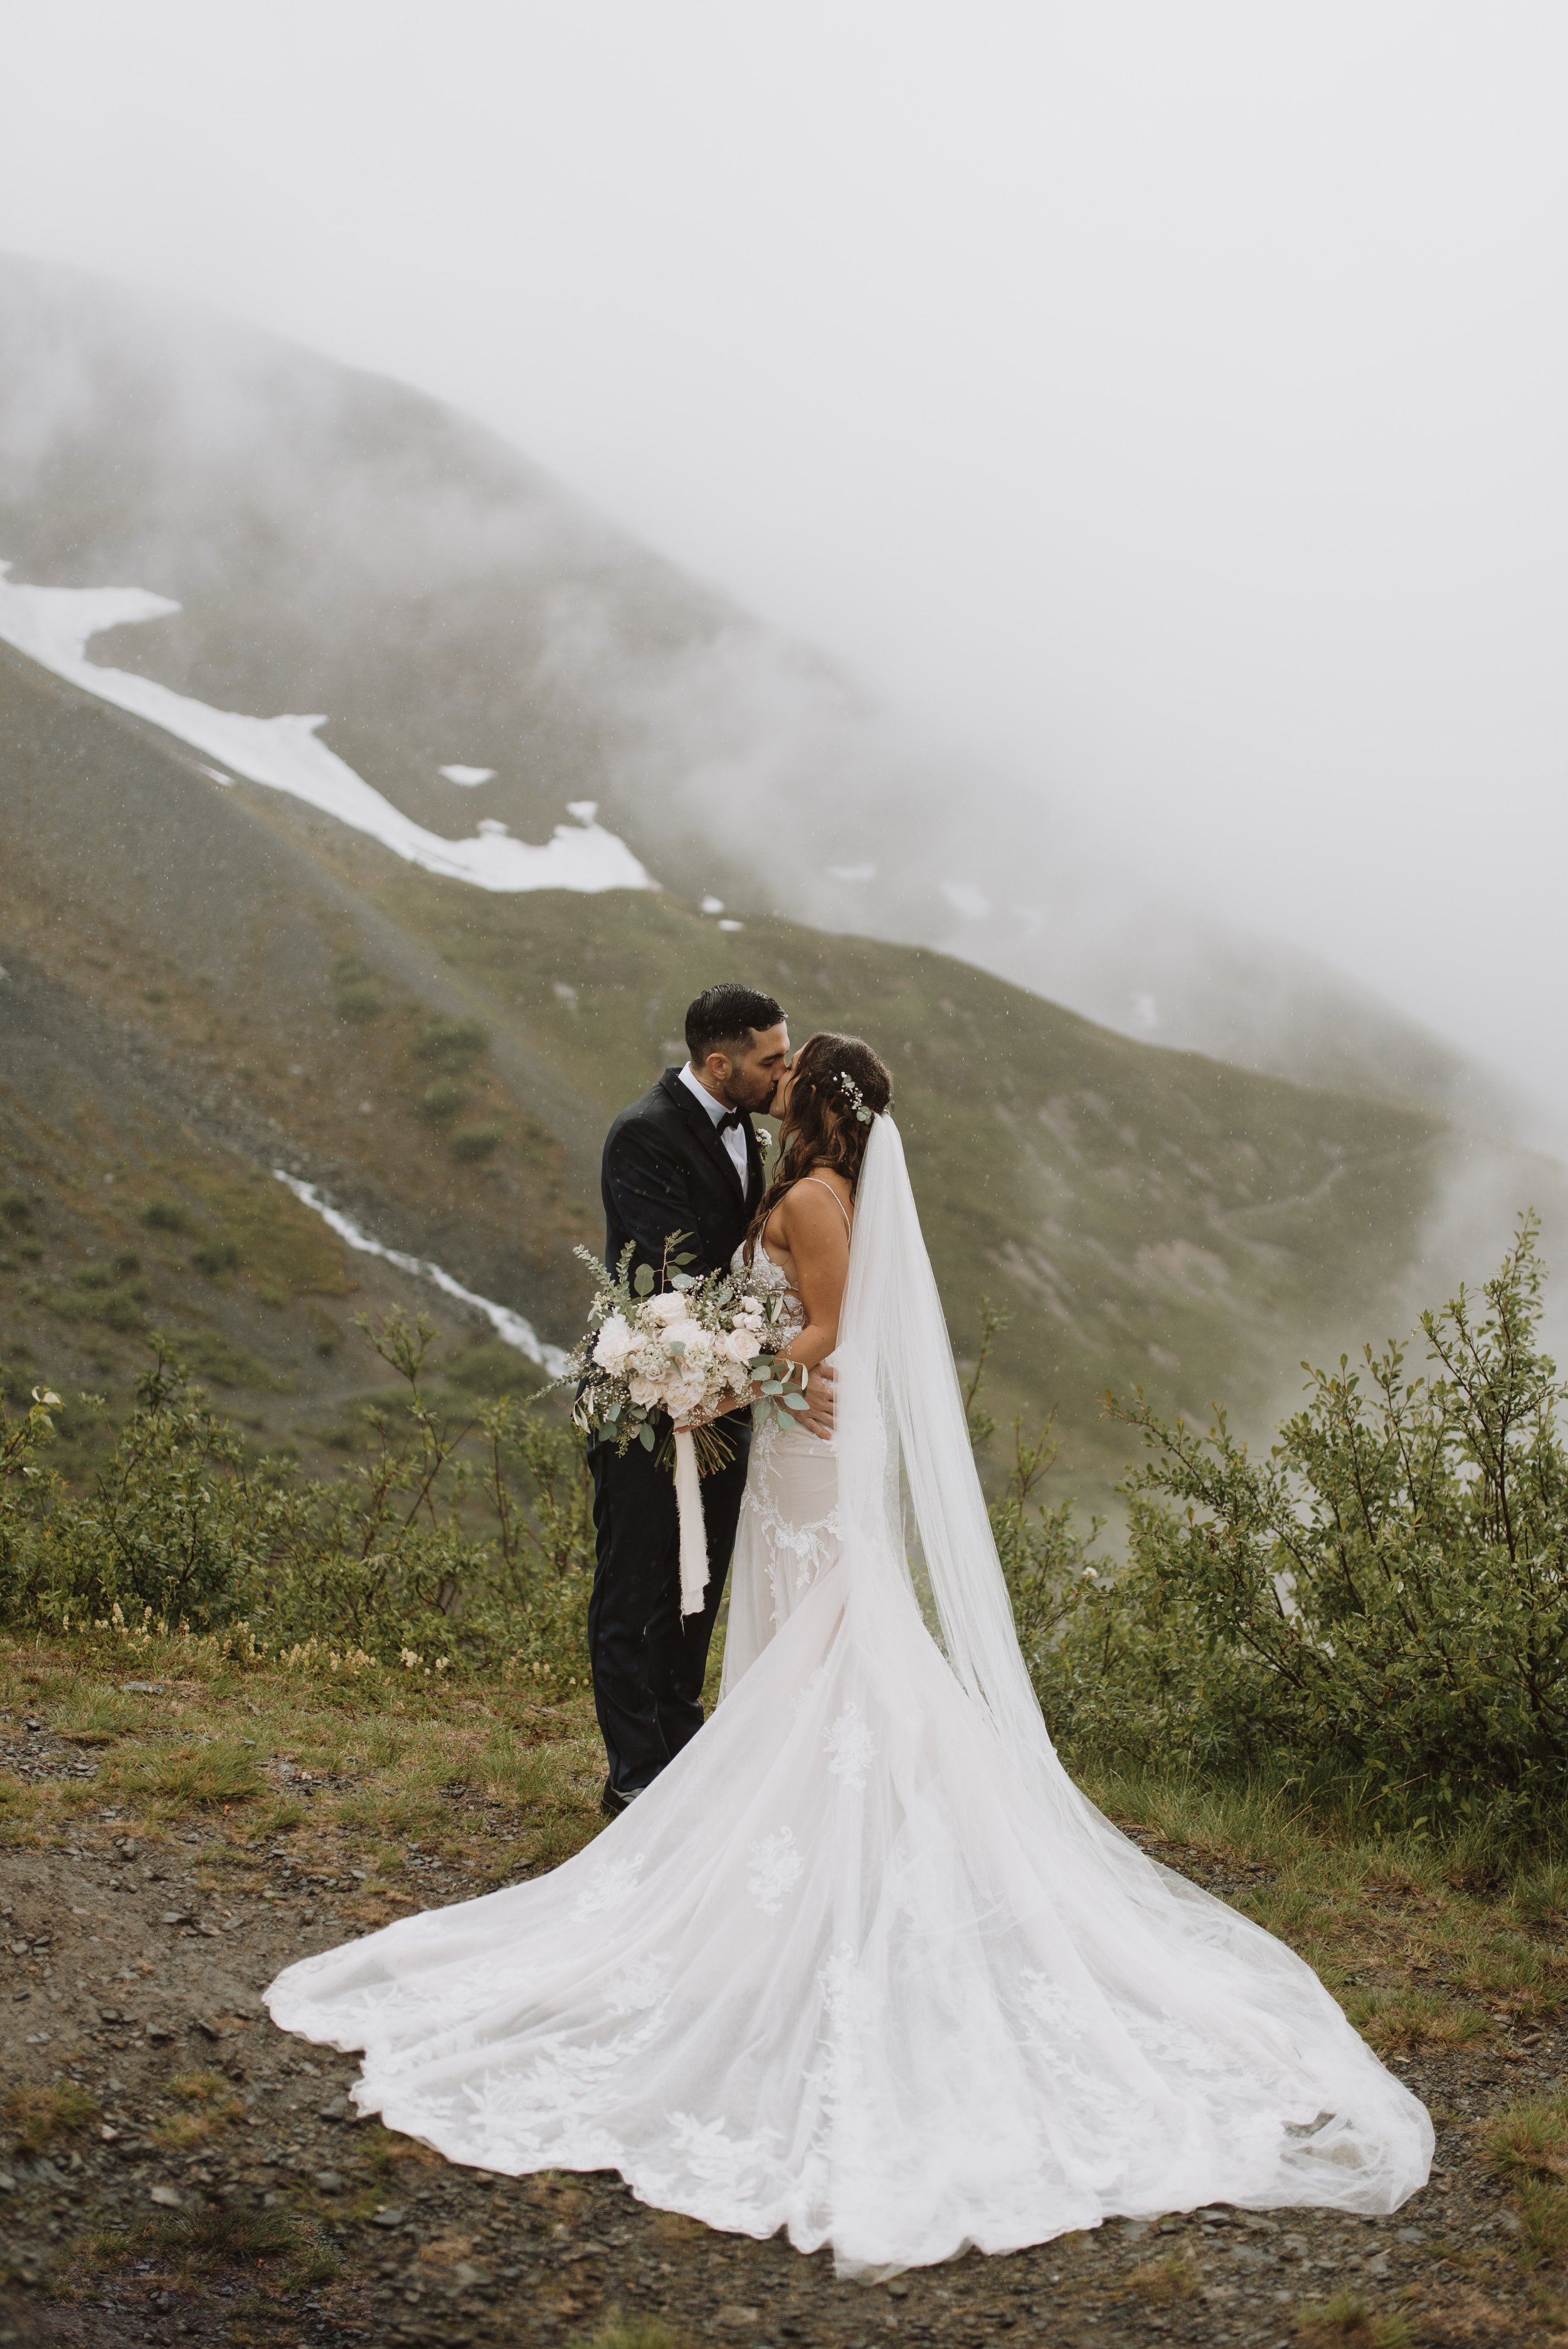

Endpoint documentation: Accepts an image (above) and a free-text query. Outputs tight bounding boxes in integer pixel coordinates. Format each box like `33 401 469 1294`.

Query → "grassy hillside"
6 636 1550 1502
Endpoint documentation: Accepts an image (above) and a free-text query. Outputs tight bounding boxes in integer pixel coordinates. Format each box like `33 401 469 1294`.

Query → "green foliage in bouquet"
566 1231 808 1473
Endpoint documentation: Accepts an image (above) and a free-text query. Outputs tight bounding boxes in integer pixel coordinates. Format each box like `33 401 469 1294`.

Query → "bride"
266 1030 1431 2275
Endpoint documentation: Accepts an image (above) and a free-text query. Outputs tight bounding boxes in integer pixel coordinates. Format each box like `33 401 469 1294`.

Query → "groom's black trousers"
586 1421 751 1799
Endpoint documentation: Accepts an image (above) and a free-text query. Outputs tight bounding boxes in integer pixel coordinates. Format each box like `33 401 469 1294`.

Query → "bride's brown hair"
746 1031 893 1251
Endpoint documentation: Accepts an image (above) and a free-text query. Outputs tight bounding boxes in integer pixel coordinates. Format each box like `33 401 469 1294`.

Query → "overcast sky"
2 1 1565 1102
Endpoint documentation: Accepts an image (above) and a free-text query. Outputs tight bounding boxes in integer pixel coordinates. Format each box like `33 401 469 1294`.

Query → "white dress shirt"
679 1063 750 1187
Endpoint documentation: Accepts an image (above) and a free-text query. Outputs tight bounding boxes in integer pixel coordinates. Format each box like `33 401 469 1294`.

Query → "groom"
588 983 828 1814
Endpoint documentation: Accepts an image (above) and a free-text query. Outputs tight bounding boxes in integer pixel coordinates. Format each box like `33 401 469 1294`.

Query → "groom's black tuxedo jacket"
601 1068 766 1286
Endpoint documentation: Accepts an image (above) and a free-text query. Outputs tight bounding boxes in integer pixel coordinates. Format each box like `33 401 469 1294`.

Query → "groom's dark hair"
685 984 785 1064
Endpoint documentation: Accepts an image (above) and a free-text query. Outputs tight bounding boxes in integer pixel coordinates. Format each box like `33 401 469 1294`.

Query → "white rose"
721 1326 761 1365
628 1374 664 1408
593 1314 637 1373
645 1290 691 1325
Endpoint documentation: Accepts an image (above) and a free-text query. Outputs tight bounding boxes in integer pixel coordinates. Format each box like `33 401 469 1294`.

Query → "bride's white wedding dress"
265 1120 1430 2274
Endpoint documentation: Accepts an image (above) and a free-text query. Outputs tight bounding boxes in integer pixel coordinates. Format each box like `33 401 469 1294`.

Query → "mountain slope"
5 640 1552 1505
0 247 1500 1123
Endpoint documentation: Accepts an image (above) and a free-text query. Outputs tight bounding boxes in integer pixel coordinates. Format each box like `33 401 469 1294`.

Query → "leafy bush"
1035 1219 1568 1835
336 982 383 1022
332 950 384 1023
416 1078 469 1123
0 1318 594 1680
451 1121 504 1161
139 1197 191 1233
191 1239 240 1275
443 1339 548 1397
1 1374 61 1611
416 1017 489 1073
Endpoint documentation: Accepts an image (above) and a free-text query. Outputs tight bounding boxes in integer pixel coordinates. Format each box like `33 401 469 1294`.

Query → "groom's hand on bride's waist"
798 1362 835 1441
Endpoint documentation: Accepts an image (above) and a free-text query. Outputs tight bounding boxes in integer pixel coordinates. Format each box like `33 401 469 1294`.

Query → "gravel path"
1 1731 1561 2347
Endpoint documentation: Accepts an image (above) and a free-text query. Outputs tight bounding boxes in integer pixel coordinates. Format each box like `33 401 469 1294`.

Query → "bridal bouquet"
564 1238 808 1611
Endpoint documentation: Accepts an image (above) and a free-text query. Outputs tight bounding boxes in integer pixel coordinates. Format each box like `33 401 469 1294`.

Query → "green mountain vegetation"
6 638 1556 1505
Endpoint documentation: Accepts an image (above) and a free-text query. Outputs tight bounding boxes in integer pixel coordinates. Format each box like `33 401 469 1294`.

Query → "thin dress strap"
760 1176 854 1252
799 1176 853 1236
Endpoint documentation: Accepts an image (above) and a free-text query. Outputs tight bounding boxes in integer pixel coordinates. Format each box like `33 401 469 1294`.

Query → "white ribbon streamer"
673 1428 709 1616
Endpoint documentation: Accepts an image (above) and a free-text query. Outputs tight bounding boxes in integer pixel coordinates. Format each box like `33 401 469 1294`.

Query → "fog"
2 2 1566 1115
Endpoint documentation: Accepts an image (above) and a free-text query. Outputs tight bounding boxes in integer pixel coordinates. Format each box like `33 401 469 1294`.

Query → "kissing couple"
268 982 1431 2274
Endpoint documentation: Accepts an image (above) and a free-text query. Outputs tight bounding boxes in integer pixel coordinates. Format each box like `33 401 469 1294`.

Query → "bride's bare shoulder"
778 1167 853 1235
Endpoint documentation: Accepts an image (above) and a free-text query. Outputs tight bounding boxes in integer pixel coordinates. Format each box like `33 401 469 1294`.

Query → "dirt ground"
2 1714 1566 2349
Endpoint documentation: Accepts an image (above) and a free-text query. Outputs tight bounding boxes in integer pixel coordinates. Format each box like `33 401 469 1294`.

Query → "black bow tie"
716 1106 746 1134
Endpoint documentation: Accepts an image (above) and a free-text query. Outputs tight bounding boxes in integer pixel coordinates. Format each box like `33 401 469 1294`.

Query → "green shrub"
192 1239 240 1276
139 1198 191 1233
444 1340 548 1397
415 1017 489 1073
332 951 384 1024
451 1122 504 1161
416 1078 469 1124
0 1319 593 1678
336 981 383 1022
0 1192 33 1225
1039 1219 1568 1835
182 1332 280 1389
0 1375 61 1616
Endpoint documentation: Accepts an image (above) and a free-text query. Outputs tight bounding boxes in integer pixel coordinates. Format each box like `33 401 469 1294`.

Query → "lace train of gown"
266 1182 1431 2275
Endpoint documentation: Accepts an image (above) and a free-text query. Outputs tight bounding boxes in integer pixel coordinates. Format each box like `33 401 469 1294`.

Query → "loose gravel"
1 1730 1563 2347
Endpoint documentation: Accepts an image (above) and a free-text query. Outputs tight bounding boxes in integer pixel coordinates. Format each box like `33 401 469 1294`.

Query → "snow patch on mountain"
273 1170 570 1377
0 566 657 896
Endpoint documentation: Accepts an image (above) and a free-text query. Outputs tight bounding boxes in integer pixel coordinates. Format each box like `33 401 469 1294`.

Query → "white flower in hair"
836 1069 874 1124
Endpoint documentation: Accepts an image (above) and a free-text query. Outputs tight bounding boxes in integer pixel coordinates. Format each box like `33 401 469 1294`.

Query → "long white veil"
835 1114 1051 1755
